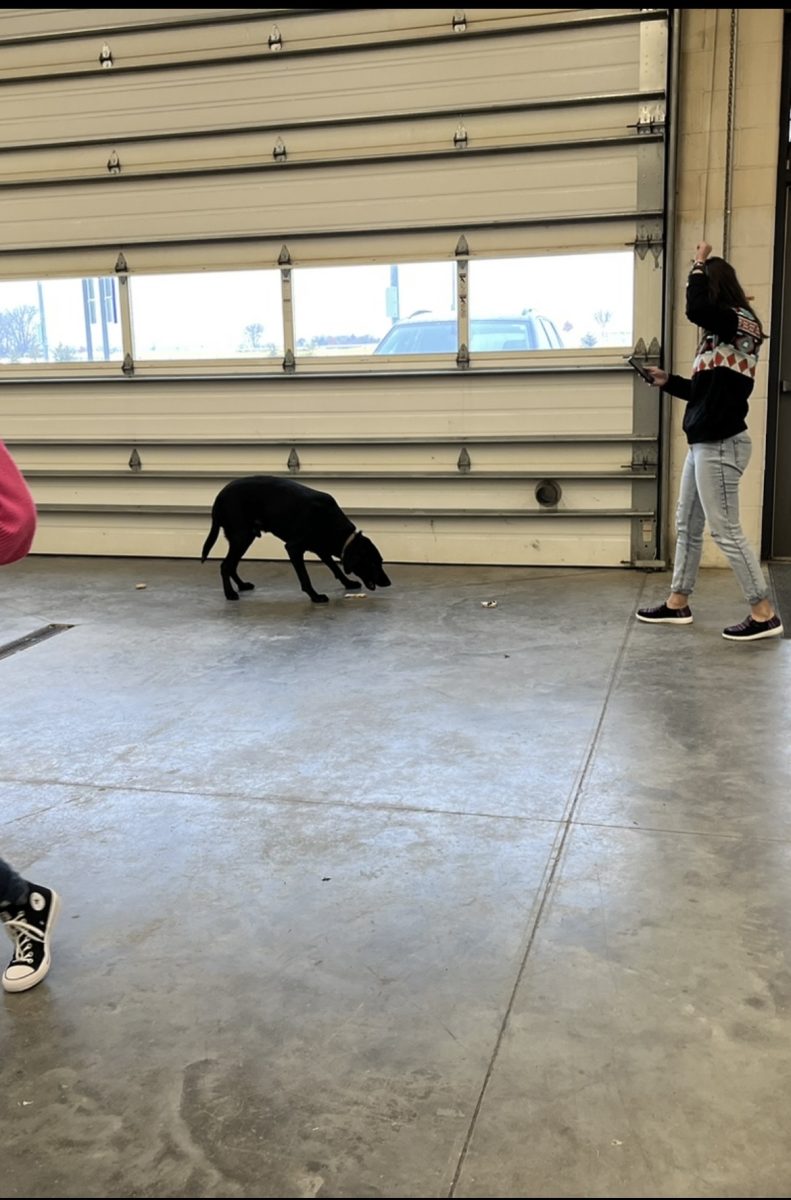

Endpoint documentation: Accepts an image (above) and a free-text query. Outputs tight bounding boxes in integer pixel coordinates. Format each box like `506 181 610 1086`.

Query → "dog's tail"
201 514 221 562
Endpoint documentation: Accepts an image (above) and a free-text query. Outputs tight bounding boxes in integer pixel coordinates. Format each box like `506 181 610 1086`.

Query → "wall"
671 7 783 568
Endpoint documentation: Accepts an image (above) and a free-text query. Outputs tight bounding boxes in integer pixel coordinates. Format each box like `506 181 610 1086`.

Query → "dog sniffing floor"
1 556 790 1199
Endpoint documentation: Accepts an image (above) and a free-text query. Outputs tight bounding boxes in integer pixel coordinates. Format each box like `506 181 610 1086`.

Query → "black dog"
201 475 391 603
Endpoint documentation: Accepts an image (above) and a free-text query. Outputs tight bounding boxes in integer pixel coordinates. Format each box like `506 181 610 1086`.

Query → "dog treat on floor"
201 475 392 603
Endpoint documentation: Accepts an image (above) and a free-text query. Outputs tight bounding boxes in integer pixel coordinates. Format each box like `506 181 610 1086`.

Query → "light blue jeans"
671 433 769 605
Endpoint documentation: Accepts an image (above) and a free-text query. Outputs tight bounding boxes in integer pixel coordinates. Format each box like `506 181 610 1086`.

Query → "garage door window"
292 262 456 356
0 277 122 363
129 270 283 360
469 253 634 350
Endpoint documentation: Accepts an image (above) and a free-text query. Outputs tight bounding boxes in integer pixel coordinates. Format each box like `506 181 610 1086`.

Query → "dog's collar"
341 530 359 558
343 530 362 556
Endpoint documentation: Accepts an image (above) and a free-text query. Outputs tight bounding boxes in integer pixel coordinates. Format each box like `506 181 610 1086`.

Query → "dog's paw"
343 578 363 590
311 594 330 604
225 592 240 601
237 581 255 591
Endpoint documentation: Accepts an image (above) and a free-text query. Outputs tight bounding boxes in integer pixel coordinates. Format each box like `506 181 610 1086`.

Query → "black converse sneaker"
1 884 61 993
722 614 784 642
636 602 693 625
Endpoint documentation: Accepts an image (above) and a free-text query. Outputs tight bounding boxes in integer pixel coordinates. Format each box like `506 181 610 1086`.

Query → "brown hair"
704 256 764 337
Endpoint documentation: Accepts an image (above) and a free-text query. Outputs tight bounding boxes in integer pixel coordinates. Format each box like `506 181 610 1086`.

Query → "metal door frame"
762 11 791 559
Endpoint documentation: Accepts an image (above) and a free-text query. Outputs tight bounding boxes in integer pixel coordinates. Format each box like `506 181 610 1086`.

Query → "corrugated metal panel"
0 9 259 41
0 373 637 441
0 100 648 184
0 24 647 145
11 439 648 477
0 219 648 278
29 475 635 512
0 143 656 250
0 10 651 79
27 510 634 568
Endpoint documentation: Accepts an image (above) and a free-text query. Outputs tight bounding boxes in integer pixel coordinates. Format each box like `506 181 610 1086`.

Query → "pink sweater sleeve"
0 440 37 564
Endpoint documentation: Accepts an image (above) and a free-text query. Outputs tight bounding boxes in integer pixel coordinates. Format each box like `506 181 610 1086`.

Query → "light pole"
386 264 400 325
36 281 49 361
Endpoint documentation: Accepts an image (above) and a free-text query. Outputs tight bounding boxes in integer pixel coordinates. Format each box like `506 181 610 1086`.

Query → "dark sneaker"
1 884 61 993
722 615 784 642
636 602 693 625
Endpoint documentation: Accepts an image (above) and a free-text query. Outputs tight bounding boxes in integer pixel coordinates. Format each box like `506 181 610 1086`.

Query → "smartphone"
627 355 656 384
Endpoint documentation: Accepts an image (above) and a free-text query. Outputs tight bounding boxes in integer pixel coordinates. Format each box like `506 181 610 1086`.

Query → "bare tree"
0 305 43 360
238 322 266 352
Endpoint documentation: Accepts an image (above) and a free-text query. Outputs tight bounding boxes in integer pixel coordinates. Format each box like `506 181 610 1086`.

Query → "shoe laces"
1 911 44 966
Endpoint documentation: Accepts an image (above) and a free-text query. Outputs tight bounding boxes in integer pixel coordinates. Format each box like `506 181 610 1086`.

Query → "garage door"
0 7 672 567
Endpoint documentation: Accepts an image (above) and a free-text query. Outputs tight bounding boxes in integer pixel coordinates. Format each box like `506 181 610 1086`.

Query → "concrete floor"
1 554 790 1199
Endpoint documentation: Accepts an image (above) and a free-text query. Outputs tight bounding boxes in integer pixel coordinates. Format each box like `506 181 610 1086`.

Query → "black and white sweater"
664 270 762 444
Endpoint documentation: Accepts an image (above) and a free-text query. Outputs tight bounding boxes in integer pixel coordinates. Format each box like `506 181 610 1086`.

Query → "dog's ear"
376 567 392 587
357 534 382 560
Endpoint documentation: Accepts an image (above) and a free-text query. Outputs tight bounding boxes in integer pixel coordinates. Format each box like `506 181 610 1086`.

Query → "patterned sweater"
0 440 36 564
664 270 762 444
